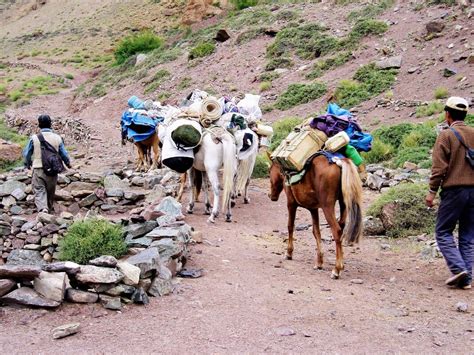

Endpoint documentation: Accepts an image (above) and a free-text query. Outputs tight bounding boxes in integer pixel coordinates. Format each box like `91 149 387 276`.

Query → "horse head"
269 159 284 202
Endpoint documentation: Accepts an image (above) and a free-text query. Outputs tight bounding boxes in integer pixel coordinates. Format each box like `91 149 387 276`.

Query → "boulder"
380 202 397 230
34 271 68 302
21 221 36 232
37 212 59 225
0 287 60 308
366 174 385 191
0 279 16 297
104 284 135 297
124 191 145 202
150 238 184 261
75 265 124 284
0 264 42 279
0 139 22 164
55 189 74 201
116 261 140 286
52 323 81 340
99 295 122 310
64 181 98 192
154 196 183 220
10 188 26 201
40 224 60 237
105 188 124 198
0 224 10 237
135 53 148 66
2 195 16 207
125 247 161 278
78 193 98 208
214 29 230 42
89 255 118 268
426 21 445 34
125 235 152 248
0 180 27 197
131 287 149 305
148 265 173 297
7 249 45 266
103 175 128 190
363 216 385 236
42 261 81 275
124 221 158 239
375 55 402 69
65 289 98 303
144 176 162 190
146 227 181 240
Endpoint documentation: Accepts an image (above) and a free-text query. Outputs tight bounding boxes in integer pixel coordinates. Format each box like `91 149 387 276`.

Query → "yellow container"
271 129 327 171
256 124 273 137
324 131 350 152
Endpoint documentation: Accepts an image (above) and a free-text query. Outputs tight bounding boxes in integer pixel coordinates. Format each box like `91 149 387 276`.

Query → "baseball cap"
445 97 469 112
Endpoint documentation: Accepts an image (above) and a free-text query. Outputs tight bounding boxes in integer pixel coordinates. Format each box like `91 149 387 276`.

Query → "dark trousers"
32 168 57 213
435 187 474 283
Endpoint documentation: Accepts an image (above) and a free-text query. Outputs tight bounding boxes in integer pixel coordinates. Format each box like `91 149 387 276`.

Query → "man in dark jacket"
23 115 71 214
426 97 473 290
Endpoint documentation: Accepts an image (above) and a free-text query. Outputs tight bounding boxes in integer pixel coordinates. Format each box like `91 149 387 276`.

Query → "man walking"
23 115 71 214
426 97 473 290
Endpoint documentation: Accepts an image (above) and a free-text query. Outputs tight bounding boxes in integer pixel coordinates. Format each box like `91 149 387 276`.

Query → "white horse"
232 128 259 205
186 128 237 223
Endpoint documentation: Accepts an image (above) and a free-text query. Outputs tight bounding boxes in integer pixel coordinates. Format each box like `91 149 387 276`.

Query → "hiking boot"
445 270 468 287
458 277 472 290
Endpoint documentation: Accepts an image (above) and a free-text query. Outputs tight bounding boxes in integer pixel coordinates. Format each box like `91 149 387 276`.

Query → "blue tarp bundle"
121 110 159 143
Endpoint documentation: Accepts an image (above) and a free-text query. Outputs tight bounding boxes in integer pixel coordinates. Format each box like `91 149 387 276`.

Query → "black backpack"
37 133 65 176
451 128 474 169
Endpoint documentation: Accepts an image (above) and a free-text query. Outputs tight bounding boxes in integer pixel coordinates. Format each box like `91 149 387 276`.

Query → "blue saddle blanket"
121 111 161 143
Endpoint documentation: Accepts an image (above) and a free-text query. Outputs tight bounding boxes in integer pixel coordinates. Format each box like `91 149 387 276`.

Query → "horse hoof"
225 215 232 223
207 216 215 223
285 254 292 260
313 265 323 270
231 201 236 208
330 271 340 280
244 198 250 204
186 209 193 214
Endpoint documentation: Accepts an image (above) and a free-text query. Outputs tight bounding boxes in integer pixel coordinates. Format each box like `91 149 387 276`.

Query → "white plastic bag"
237 94 262 120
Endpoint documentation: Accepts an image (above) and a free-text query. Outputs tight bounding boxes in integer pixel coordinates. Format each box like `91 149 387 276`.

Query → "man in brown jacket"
426 97 473 290
23 115 71 214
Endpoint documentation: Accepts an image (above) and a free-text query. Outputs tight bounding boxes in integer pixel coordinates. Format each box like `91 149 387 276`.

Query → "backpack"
309 114 362 138
450 128 474 169
37 133 65 176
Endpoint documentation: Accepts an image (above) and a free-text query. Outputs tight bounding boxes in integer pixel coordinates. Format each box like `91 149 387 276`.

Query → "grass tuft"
275 82 327 111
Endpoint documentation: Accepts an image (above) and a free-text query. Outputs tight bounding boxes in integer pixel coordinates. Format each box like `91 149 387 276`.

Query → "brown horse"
269 155 363 279
134 132 160 172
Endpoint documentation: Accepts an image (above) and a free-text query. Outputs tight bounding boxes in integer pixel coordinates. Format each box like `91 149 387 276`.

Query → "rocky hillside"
1 0 473 171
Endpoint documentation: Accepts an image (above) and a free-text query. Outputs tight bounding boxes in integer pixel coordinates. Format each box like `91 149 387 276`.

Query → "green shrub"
434 86 449 99
265 57 293 71
144 69 171 94
88 83 107 97
8 90 23 102
230 0 258 10
361 138 394 164
188 42 216 60
270 117 303 151
0 119 28 146
367 183 436 237
348 20 389 41
177 77 192 90
306 52 352 79
0 85 6 95
59 218 127 264
114 31 164 65
259 81 271 92
347 0 395 22
334 80 369 108
416 101 444 117
401 126 436 148
259 71 280 82
466 113 474 127
252 153 271 178
236 27 266 44
393 146 431 167
275 83 326 111
373 123 415 148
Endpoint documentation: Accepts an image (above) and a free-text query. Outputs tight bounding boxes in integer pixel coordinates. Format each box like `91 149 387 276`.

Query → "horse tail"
193 168 202 199
235 136 258 194
340 159 363 244
222 133 237 212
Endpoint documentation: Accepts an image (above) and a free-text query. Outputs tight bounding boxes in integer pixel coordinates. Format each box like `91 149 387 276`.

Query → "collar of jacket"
450 121 466 127
40 128 53 132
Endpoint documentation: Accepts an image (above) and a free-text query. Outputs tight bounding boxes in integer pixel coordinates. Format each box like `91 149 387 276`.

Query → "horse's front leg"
177 172 187 203
149 143 159 171
286 203 297 260
206 170 220 223
231 172 237 208
243 177 251 204
310 209 323 270
322 206 344 279
186 169 195 214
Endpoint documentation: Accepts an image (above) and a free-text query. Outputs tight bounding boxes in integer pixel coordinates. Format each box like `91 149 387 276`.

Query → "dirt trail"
0 182 472 353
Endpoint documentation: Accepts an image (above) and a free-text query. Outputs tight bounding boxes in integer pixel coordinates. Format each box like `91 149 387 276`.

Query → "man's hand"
425 192 436 208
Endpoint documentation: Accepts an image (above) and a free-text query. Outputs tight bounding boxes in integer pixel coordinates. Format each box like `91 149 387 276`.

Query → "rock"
10 188 26 201
66 289 98 303
142 205 164 221
366 174 385 191
11 204 23 214
350 279 364 284
123 191 144 202
103 175 128 190
178 268 203 278
71 190 94 198
126 247 161 278
7 249 45 266
104 284 135 297
89 255 118 268
75 265 124 284
274 68 289 74
456 302 468 313
146 227 181 240
0 224 10 237
117 261 140 286
154 197 183 220
144 176 161 190
214 29 230 42
135 53 148 66
105 188 124 198
148 266 173 297
65 181 97 192
78 193 98 208
426 21 445 34
37 212 58 225
375 55 402 69
2 195 16 207
131 176 145 187
191 230 203 243
0 140 22 164
275 326 296 336
0 265 42 279
407 67 420 74
150 238 184 261
21 221 36 232
363 216 385 236
40 224 60 237
0 287 60 308
403 161 418 171
0 180 26 197
380 202 397 230
468 53 474 64
34 271 68 302
138 278 152 292
99 295 122 310
131 287 149 304
52 323 81 340
125 221 158 239
443 68 457 77
0 279 16 297
55 189 73 201
42 261 81 275
125 235 153 248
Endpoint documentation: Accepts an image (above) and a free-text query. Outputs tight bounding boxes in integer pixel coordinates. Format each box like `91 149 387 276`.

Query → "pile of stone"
0 168 184 263
364 164 431 192
0 196 194 310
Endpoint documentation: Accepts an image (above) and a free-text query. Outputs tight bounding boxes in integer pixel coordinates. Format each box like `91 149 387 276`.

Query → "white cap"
445 96 469 112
